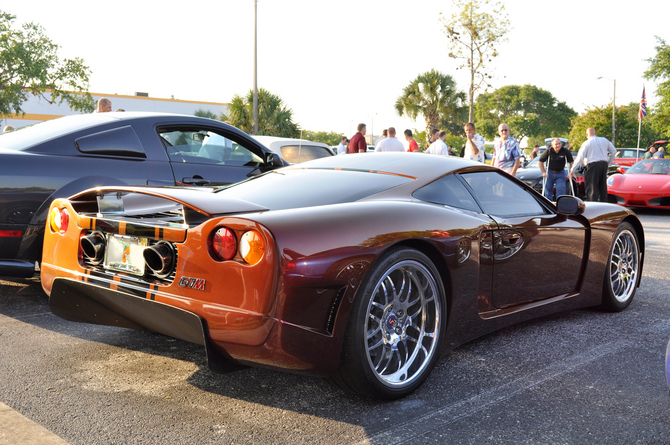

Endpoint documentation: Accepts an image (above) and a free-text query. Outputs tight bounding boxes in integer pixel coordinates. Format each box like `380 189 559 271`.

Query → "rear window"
216 168 413 210
280 145 333 163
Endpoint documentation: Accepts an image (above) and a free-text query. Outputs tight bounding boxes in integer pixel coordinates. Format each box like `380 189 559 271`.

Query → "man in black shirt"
538 138 574 201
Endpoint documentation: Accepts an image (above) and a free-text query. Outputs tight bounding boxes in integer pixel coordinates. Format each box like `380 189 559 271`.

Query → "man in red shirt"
348 123 368 153
404 129 419 152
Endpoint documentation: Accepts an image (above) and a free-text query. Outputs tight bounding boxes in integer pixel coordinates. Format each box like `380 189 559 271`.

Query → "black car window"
159 129 263 166
280 145 332 163
75 126 146 158
413 174 481 212
460 171 547 217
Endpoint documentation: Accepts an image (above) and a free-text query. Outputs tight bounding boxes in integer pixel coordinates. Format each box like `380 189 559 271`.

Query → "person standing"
374 129 388 151
426 131 449 155
404 129 419 152
493 123 522 175
336 136 348 155
539 138 574 200
425 128 439 151
644 146 656 159
94 98 112 113
463 122 485 163
653 147 665 158
529 144 540 160
375 127 405 152
570 128 616 202
348 123 368 153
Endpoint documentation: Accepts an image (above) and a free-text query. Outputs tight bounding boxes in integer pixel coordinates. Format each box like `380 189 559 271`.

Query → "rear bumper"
49 278 244 374
0 259 36 278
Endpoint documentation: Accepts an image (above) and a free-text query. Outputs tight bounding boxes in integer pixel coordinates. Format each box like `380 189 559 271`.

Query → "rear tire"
333 248 446 399
600 222 640 312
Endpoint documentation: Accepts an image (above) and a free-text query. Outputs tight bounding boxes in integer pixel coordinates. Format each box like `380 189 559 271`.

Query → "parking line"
0 402 69 445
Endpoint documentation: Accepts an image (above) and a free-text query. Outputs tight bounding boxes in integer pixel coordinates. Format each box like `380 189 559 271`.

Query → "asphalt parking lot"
1 208 670 445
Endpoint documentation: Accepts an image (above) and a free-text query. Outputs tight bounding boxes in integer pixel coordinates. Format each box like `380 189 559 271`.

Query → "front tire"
335 248 446 399
601 222 640 312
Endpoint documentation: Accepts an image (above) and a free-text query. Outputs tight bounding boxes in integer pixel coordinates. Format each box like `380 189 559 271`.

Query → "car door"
158 126 272 187
460 170 587 309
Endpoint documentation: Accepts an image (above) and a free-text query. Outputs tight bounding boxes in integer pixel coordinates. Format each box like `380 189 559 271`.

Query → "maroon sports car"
42 153 644 399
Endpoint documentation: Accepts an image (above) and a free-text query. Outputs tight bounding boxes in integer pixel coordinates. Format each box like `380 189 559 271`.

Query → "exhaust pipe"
143 242 175 278
80 232 105 265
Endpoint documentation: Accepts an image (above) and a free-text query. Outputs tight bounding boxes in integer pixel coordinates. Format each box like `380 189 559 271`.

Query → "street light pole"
597 76 616 146
253 0 258 135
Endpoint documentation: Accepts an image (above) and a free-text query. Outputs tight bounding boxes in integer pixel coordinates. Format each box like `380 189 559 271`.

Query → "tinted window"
413 174 481 212
75 125 146 157
280 145 333 163
159 129 263 166
461 171 546 217
216 169 413 210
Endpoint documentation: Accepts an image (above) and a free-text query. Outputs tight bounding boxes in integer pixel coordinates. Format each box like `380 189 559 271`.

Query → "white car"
252 136 334 164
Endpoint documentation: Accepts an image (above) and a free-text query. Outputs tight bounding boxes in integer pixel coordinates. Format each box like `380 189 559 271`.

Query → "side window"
460 171 547 217
159 129 263 166
280 145 332 163
413 174 481 212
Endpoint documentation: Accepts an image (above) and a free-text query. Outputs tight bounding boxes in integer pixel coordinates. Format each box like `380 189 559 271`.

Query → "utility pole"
253 0 258 134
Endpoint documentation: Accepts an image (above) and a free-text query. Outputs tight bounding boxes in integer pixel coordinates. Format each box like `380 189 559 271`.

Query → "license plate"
104 235 148 276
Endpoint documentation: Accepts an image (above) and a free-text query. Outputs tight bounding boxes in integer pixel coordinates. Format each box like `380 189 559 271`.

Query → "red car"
607 158 670 208
42 153 644 399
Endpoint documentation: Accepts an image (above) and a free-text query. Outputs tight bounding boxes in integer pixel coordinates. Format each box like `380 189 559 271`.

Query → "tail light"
211 227 237 261
239 230 264 265
209 227 264 265
49 207 69 234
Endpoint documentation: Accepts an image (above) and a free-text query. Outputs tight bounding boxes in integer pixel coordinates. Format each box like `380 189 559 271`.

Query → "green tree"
474 84 577 142
568 102 661 149
301 130 344 146
440 0 510 123
643 36 670 138
395 69 467 144
0 11 94 116
222 88 299 138
194 109 218 120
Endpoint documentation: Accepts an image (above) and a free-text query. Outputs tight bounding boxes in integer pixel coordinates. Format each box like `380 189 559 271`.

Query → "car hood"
619 174 670 189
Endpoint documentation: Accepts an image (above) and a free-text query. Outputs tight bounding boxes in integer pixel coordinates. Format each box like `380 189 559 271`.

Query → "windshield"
627 159 670 175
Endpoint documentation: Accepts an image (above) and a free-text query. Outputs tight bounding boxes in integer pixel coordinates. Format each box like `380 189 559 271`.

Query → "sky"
5 0 669 144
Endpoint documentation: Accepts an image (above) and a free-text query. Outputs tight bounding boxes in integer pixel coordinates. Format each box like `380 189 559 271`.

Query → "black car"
0 112 286 278
515 155 585 200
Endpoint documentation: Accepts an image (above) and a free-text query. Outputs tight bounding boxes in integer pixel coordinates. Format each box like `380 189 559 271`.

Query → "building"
1 91 231 129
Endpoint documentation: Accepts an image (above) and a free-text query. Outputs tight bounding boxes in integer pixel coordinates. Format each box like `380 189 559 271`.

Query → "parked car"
613 148 647 167
251 136 334 164
515 155 585 200
607 158 670 209
42 153 643 400
0 112 287 278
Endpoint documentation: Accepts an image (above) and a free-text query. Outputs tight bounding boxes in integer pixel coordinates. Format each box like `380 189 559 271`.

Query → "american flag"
639 85 647 120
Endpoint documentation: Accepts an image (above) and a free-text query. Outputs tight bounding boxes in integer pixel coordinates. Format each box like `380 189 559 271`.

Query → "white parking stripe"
0 402 69 445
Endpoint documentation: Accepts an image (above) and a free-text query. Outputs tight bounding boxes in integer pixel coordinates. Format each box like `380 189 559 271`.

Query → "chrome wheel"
607 228 639 303
364 260 442 389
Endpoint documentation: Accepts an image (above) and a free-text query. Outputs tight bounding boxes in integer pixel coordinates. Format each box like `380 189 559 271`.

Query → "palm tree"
223 88 300 137
395 70 467 142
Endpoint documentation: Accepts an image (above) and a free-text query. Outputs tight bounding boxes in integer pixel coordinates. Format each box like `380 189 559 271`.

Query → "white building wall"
1 92 230 129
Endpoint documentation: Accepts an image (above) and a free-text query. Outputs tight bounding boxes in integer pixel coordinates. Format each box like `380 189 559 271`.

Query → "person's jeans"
544 169 567 200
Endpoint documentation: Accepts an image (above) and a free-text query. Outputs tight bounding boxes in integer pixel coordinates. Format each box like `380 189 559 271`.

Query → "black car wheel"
601 222 640 312
334 248 446 399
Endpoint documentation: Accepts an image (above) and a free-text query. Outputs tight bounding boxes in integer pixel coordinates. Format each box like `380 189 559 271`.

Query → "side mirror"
264 152 274 166
556 195 585 216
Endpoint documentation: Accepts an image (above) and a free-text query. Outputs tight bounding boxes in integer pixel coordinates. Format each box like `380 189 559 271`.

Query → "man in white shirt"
570 128 616 202
375 127 405 152
336 136 348 155
426 130 449 155
463 122 485 162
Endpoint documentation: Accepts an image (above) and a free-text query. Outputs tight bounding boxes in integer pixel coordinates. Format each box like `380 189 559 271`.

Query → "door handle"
502 231 523 247
182 177 210 186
